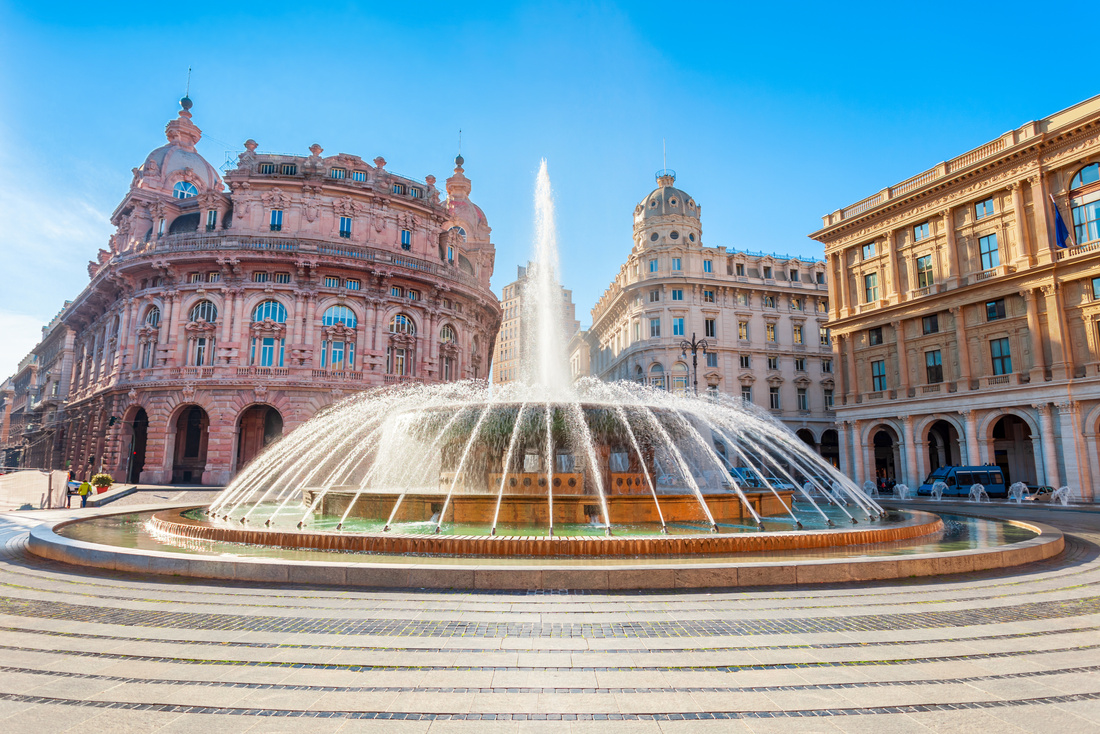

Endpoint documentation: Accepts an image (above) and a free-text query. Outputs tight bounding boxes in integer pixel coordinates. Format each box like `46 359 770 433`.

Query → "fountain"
862 480 879 498
894 483 910 500
1052 486 1072 505
1009 482 1030 504
931 481 947 501
968 483 989 502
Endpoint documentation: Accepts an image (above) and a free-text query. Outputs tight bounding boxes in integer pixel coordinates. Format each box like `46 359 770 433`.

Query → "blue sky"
1 1 1095 378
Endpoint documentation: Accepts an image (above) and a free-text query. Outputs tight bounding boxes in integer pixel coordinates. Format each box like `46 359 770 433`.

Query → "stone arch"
916 413 966 444
180 292 225 319
382 306 422 334
986 412 1039 487
858 418 904 446
862 421 903 487
120 404 150 484
168 403 211 484
796 428 817 446
315 297 363 324
234 403 284 474
244 294 293 322
977 406 1039 440
819 429 840 469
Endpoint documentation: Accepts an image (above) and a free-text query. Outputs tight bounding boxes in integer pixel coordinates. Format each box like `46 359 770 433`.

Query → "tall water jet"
521 159 570 396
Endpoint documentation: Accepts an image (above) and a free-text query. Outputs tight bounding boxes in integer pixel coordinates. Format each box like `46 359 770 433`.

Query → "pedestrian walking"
77 480 93 508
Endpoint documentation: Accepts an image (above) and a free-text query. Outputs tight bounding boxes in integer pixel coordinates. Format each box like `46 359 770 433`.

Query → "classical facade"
6 97 501 485
812 94 1100 501
572 171 837 461
492 263 580 386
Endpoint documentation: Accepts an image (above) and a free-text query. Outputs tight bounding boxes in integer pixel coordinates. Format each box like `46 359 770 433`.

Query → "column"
1020 288 1046 382
951 305 971 391
837 421 852 478
902 415 918 488
885 230 901 303
303 295 317 356
860 422 874 487
1057 401 1089 500
289 293 302 345
1010 181 1033 266
219 290 234 344
161 292 177 367
116 298 133 373
1042 284 1070 380
231 288 246 343
942 208 960 287
836 252 850 315
1030 174 1053 265
844 334 859 403
962 409 979 466
1034 403 1060 487
893 320 909 398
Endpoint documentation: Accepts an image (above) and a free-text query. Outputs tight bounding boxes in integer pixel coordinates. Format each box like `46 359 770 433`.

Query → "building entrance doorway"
236 405 283 473
172 406 209 484
991 415 1035 486
926 420 960 472
872 429 898 487
819 429 839 468
127 409 148 484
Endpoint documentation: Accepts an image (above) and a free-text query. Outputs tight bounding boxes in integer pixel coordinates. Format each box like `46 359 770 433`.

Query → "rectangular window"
979 234 1000 270
871 360 887 391
391 286 403 297
703 289 715 303
259 163 276 174
817 272 826 284
991 337 1012 375
447 245 454 262
914 222 930 241
864 272 879 302
339 216 352 238
824 389 834 408
274 272 290 284
252 272 269 283
188 272 203 284
975 197 994 219
649 259 658 273
324 276 339 288
795 357 806 371
672 257 682 271
672 289 683 301
207 272 220 282
649 318 661 338
705 318 716 338
916 254 934 288
633 321 641 341
922 314 939 334
822 358 833 373
769 386 780 410
408 290 419 301
768 356 779 370
738 292 749 306
1093 276 1100 300
649 289 660 302
270 209 282 231
763 266 773 279
862 242 876 260
706 352 718 368
766 323 776 342
868 327 883 345
818 299 828 313
206 209 217 231
673 318 684 336
345 279 360 290
738 321 749 340
352 170 366 182
820 326 830 346
793 325 803 344
740 354 751 368
401 229 412 249
281 164 297 175
742 386 752 403
410 187 422 198
926 350 943 384
392 183 406 195
703 260 713 273
158 218 165 236
736 263 745 276
986 298 1006 321
797 388 808 411
791 298 802 311
330 167 346 180
1074 199 1100 244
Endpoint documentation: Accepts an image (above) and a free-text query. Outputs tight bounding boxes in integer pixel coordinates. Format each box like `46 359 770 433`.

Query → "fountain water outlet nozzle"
850 517 858 524
296 521 304 529
335 523 342 531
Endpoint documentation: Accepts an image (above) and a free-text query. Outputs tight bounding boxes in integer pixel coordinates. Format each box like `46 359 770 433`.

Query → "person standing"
76 480 93 508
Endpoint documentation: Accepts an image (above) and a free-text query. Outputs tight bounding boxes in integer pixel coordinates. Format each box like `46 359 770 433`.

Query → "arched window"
672 362 689 394
144 307 161 328
634 365 644 384
172 181 198 199
1070 163 1100 245
448 225 467 242
389 313 416 335
252 300 287 323
648 363 665 390
189 300 218 323
322 305 357 328
440 324 456 343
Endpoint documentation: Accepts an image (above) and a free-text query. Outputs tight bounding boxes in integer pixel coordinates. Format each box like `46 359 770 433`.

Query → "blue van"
917 466 1008 498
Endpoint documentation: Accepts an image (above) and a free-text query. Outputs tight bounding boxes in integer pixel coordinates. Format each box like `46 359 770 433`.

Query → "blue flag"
1050 194 1071 248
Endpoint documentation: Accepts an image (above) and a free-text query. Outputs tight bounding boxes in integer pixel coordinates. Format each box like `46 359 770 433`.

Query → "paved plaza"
0 504 1096 732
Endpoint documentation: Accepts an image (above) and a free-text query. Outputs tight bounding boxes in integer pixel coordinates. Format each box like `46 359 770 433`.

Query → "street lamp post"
679 332 711 396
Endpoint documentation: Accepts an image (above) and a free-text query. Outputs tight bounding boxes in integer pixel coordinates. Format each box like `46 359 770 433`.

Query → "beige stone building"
811 94 1100 501
492 264 580 386
573 171 838 462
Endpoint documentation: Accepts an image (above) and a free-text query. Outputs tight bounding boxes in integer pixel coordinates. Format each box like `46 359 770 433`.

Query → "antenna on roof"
458 128 462 154
185 66 192 97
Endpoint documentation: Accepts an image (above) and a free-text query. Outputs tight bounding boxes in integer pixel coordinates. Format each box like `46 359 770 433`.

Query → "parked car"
917 466 1008 498
728 466 765 489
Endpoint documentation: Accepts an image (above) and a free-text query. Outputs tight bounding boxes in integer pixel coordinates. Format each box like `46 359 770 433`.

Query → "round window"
669 198 677 206
688 233 696 242
649 199 658 208
649 232 658 242
669 231 679 240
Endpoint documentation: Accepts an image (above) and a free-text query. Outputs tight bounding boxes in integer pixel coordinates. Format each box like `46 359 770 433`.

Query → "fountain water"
931 481 947 501
193 160 887 554
1052 486 1072 505
1008 482 1030 504
894 483 910 500
968 483 989 502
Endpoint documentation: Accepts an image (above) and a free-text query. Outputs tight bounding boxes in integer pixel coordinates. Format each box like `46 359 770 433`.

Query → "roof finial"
179 66 193 113
186 66 191 97
458 128 462 155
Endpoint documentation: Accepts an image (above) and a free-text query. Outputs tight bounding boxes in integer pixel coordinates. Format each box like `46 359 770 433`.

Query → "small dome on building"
135 97 223 194
635 169 699 222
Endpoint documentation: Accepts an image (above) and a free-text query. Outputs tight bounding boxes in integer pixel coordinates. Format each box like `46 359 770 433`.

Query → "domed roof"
134 98 223 195
446 197 487 227
635 170 699 222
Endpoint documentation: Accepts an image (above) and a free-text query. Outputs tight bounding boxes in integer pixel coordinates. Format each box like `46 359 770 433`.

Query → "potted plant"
90 473 114 494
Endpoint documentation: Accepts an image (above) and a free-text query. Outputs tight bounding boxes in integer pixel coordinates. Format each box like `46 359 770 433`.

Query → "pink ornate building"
45 97 500 485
